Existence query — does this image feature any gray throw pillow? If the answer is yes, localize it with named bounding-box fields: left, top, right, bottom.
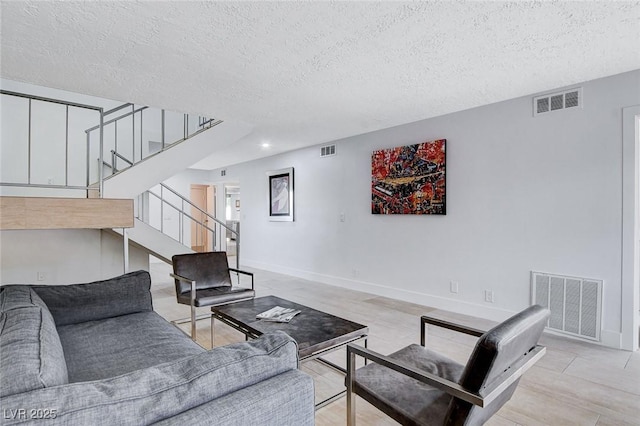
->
left=0, top=286, right=69, bottom=397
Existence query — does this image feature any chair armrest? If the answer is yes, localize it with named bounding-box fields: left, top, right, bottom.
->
left=347, top=344, right=484, bottom=407
left=170, top=273, right=197, bottom=306
left=346, top=343, right=546, bottom=408
left=170, top=273, right=195, bottom=284
left=420, top=315, right=486, bottom=346
left=228, top=268, right=254, bottom=290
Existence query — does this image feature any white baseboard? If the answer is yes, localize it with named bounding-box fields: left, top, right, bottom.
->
left=244, top=259, right=517, bottom=323
left=245, top=259, right=626, bottom=350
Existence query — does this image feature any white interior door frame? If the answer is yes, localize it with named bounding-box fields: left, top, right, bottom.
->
left=621, top=105, right=640, bottom=351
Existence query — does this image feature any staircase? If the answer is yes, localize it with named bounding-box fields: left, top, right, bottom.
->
left=0, top=89, right=250, bottom=268
left=90, top=104, right=252, bottom=199
left=110, top=219, right=190, bottom=264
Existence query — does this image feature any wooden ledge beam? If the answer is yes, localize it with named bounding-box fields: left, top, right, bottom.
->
left=0, top=196, right=133, bottom=230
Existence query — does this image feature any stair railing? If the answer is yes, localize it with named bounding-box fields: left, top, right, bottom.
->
left=85, top=105, right=222, bottom=186
left=110, top=150, right=134, bottom=173
left=138, top=183, right=240, bottom=269
left=1, top=90, right=224, bottom=200
left=0, top=90, right=104, bottom=197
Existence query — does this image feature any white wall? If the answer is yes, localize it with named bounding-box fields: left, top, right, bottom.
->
left=0, top=229, right=149, bottom=285
left=208, top=70, right=640, bottom=348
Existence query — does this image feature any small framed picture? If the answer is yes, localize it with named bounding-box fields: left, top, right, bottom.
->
left=267, top=167, right=294, bottom=221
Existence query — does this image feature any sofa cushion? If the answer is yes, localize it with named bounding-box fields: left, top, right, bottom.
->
left=32, top=270, right=153, bottom=326
left=0, top=287, right=69, bottom=397
left=57, top=311, right=205, bottom=382
left=0, top=331, right=300, bottom=425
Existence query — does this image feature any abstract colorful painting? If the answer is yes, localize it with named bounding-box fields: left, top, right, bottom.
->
left=371, top=139, right=446, bottom=215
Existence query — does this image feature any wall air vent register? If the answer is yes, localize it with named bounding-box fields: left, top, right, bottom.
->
left=320, top=144, right=336, bottom=157
left=533, top=88, right=582, bottom=116
left=531, top=271, right=602, bottom=341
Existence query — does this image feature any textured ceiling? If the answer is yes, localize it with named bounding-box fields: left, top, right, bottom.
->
left=1, top=1, right=639, bottom=170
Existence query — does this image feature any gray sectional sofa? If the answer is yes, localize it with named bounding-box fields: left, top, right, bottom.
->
left=0, top=271, right=315, bottom=425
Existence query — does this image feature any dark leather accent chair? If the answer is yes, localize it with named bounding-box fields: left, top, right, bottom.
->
left=171, top=251, right=255, bottom=343
left=346, top=305, right=549, bottom=425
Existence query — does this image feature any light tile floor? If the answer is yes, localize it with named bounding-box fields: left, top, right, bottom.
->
left=150, top=262, right=640, bottom=425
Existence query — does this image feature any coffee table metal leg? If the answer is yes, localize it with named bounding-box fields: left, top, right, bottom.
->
left=210, top=315, right=215, bottom=349
left=364, top=338, right=368, bottom=365
left=346, top=346, right=356, bottom=426
left=316, top=389, right=348, bottom=410
left=310, top=337, right=367, bottom=411
left=313, top=337, right=367, bottom=374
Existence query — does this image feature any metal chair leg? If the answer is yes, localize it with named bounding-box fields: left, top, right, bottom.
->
left=191, top=304, right=197, bottom=341
left=189, top=279, right=197, bottom=341
left=347, top=346, right=356, bottom=426
left=210, top=314, right=215, bottom=349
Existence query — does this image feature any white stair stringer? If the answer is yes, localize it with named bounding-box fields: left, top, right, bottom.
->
left=102, top=120, right=253, bottom=199
left=110, top=218, right=193, bottom=264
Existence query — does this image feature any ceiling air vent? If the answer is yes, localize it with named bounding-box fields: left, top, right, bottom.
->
left=533, top=87, right=582, bottom=117
left=320, top=144, right=336, bottom=157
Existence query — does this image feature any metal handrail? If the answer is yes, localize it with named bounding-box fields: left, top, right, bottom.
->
left=105, top=145, right=229, bottom=231
left=103, top=102, right=134, bottom=116
left=139, top=182, right=240, bottom=269
left=0, top=90, right=102, bottom=111
left=102, top=156, right=234, bottom=252
left=0, top=182, right=99, bottom=191
left=112, top=150, right=133, bottom=166
left=110, top=150, right=133, bottom=173
left=199, top=117, right=218, bottom=128
left=0, top=90, right=223, bottom=211
left=0, top=90, right=104, bottom=198
left=84, top=106, right=149, bottom=133
left=86, top=102, right=222, bottom=185
left=147, top=189, right=217, bottom=235
left=159, top=183, right=234, bottom=233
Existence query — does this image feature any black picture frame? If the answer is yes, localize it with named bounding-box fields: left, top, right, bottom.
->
left=267, top=167, right=294, bottom=221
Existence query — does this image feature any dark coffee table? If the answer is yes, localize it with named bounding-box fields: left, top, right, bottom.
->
left=211, top=295, right=368, bottom=408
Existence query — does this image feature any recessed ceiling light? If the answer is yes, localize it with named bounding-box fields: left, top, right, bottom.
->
left=261, top=142, right=271, bottom=148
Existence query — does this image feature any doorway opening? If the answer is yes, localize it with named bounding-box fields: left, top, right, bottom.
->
left=225, top=184, right=240, bottom=259
left=190, top=184, right=215, bottom=252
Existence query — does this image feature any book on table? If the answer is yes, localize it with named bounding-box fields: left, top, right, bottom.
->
left=256, top=306, right=301, bottom=323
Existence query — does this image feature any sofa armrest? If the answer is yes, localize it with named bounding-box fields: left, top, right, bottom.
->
left=32, top=271, right=153, bottom=326
left=0, top=331, right=300, bottom=425
left=153, top=370, right=315, bottom=426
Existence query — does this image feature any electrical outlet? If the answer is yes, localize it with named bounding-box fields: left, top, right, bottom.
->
left=37, top=272, right=46, bottom=281
left=484, top=290, right=494, bottom=303
left=450, top=281, right=459, bottom=294
left=339, top=212, right=346, bottom=222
